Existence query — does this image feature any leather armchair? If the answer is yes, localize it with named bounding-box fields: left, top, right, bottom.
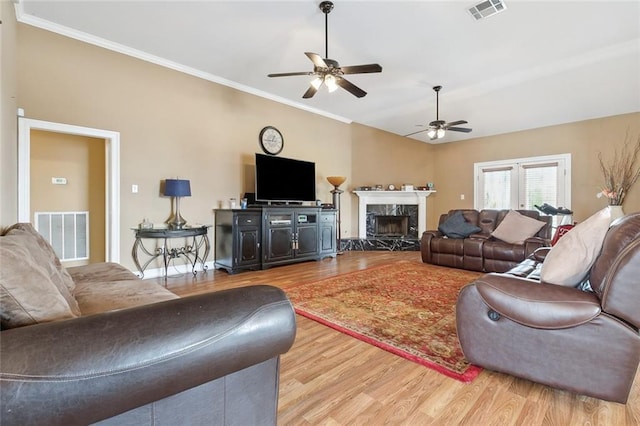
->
left=1, top=285, right=297, bottom=425
left=456, top=213, right=640, bottom=403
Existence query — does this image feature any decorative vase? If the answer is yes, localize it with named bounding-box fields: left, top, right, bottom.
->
left=608, top=205, right=624, bottom=225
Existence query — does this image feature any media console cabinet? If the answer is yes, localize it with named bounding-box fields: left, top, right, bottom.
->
left=214, top=206, right=337, bottom=274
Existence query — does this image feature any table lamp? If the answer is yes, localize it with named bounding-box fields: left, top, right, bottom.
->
left=164, top=179, right=191, bottom=229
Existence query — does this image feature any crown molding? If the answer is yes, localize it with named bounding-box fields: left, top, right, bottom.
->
left=14, top=5, right=353, bottom=125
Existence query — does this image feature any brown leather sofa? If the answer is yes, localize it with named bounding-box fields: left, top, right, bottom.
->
left=456, top=212, right=640, bottom=403
left=421, top=209, right=552, bottom=273
left=1, top=286, right=297, bottom=425
left=0, top=223, right=297, bottom=425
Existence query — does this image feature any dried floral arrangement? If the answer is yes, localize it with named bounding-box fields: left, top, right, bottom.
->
left=598, top=132, right=640, bottom=206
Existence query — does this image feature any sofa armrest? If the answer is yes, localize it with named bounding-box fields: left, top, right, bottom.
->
left=468, top=232, right=491, bottom=240
left=420, top=230, right=441, bottom=263
left=524, top=236, right=550, bottom=257
left=473, top=274, right=601, bottom=329
left=532, top=246, right=551, bottom=262
left=0, top=285, right=296, bottom=425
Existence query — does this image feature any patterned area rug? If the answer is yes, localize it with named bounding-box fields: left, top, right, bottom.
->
left=286, top=261, right=483, bottom=382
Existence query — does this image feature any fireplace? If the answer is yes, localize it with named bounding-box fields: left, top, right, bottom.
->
left=374, top=215, right=410, bottom=237
left=366, top=204, right=417, bottom=238
left=354, top=189, right=435, bottom=239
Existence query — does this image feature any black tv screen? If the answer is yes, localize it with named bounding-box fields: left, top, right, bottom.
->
left=255, top=153, right=316, bottom=203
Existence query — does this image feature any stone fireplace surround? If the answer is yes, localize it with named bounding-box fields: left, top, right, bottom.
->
left=342, top=190, right=435, bottom=251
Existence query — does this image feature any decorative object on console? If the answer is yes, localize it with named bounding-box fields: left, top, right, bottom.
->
left=401, top=184, right=414, bottom=191
left=164, top=178, right=191, bottom=229
left=327, top=176, right=346, bottom=253
left=139, top=218, right=153, bottom=229
left=258, top=126, right=284, bottom=155
left=597, top=132, right=639, bottom=208
left=267, top=1, right=382, bottom=99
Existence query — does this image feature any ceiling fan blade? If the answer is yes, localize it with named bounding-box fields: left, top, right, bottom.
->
left=302, top=84, right=319, bottom=99
left=268, top=71, right=313, bottom=77
left=336, top=77, right=367, bottom=98
left=340, top=64, right=383, bottom=74
left=403, top=128, right=430, bottom=137
left=443, top=120, right=468, bottom=128
left=305, top=52, right=328, bottom=68
left=447, top=127, right=473, bottom=133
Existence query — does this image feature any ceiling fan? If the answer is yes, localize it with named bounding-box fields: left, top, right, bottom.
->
left=405, top=86, right=472, bottom=140
left=267, top=1, right=382, bottom=99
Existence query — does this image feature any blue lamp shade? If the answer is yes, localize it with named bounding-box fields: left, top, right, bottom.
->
left=164, top=179, right=191, bottom=197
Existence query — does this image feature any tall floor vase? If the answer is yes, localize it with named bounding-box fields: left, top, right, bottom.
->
left=608, top=205, right=624, bottom=225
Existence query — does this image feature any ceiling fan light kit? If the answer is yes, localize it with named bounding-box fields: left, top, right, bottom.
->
left=404, top=85, right=472, bottom=141
left=267, top=1, right=382, bottom=99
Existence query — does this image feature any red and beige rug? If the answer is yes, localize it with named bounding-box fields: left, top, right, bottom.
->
left=286, top=261, right=483, bottom=382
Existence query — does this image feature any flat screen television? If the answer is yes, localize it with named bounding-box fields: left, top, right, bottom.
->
left=255, top=153, right=316, bottom=203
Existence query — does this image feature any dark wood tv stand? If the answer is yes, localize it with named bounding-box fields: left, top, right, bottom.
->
left=214, top=206, right=337, bottom=274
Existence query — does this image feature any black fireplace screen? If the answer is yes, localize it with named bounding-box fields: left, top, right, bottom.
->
left=374, top=215, right=409, bottom=237
left=366, top=204, right=418, bottom=239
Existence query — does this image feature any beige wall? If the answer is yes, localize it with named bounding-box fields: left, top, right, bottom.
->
left=432, top=113, right=640, bottom=223
left=1, top=1, right=18, bottom=226
left=15, top=24, right=430, bottom=268
left=349, top=122, right=437, bottom=233
left=4, top=22, right=639, bottom=269
left=31, top=130, right=106, bottom=263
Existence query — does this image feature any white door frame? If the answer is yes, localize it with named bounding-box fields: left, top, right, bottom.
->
left=18, top=117, right=120, bottom=262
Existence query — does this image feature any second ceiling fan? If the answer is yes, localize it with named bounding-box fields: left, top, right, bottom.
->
left=405, top=86, right=472, bottom=140
left=267, top=1, right=382, bottom=98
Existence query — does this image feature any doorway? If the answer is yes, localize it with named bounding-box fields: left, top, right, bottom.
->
left=18, top=117, right=121, bottom=263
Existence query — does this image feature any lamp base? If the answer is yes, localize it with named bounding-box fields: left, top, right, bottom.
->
left=168, top=216, right=187, bottom=229
left=168, top=196, right=187, bottom=229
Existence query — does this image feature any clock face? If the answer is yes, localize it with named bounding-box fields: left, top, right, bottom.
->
left=259, top=126, right=284, bottom=155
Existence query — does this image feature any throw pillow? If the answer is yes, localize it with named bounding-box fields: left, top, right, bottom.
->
left=491, top=210, right=546, bottom=244
left=540, top=207, right=611, bottom=287
left=438, top=211, right=482, bottom=239
left=4, top=225, right=81, bottom=315
left=0, top=234, right=78, bottom=328
left=4, top=223, right=77, bottom=294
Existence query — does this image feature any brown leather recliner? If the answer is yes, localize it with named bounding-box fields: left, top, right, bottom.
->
left=421, top=209, right=552, bottom=273
left=456, top=212, right=640, bottom=403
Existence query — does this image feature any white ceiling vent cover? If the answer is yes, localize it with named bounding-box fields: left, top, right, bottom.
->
left=468, top=0, right=507, bottom=21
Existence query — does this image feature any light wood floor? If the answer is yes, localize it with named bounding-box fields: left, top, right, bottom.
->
left=164, top=251, right=639, bottom=425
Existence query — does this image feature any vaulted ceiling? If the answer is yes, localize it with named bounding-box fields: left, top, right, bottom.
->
left=16, top=0, right=640, bottom=143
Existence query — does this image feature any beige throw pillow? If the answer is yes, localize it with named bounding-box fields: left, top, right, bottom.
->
left=491, top=210, right=546, bottom=244
left=1, top=234, right=78, bottom=328
left=540, top=207, right=611, bottom=287
left=4, top=225, right=81, bottom=315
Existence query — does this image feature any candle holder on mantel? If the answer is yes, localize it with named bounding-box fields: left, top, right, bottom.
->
left=327, top=176, right=346, bottom=253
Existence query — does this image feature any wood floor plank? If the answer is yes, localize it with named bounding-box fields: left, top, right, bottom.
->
left=164, top=251, right=640, bottom=425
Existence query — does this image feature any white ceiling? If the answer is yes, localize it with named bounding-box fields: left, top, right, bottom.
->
left=16, top=0, right=640, bottom=143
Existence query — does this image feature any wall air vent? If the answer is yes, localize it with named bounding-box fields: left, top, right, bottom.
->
left=468, top=0, right=507, bottom=21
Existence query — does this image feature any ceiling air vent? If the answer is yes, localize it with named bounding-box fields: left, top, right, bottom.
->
left=468, top=0, right=507, bottom=21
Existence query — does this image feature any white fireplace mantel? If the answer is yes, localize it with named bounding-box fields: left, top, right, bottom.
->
left=353, top=190, right=436, bottom=239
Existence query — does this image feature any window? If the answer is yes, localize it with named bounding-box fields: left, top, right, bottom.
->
left=475, top=154, right=571, bottom=213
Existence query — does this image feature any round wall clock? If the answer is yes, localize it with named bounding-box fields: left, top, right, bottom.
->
left=259, top=126, right=284, bottom=155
